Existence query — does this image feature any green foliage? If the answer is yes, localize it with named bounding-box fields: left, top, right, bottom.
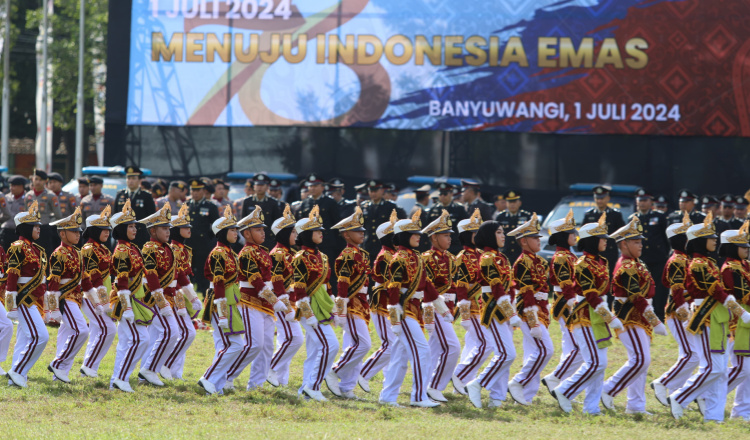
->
left=25, top=0, right=108, bottom=132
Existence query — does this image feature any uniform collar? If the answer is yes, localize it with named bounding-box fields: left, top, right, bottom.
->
left=430, top=246, right=445, bottom=255
left=555, top=246, right=571, bottom=253
left=482, top=246, right=497, bottom=253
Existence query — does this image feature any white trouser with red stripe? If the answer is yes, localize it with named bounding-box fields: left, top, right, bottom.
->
left=81, top=298, right=117, bottom=373
left=656, top=317, right=699, bottom=392
left=270, top=311, right=304, bottom=386
left=9, top=304, right=49, bottom=381
left=472, top=319, right=516, bottom=401
left=247, top=310, right=277, bottom=389
left=51, top=300, right=90, bottom=376
left=427, top=313, right=460, bottom=391
left=550, top=316, right=583, bottom=381
left=726, top=340, right=750, bottom=419
left=454, top=316, right=492, bottom=385
left=602, top=325, right=651, bottom=412
left=139, top=306, right=179, bottom=374
left=298, top=321, right=339, bottom=394
left=110, top=319, right=149, bottom=386
left=162, top=310, right=197, bottom=379
left=379, top=316, right=431, bottom=403
left=360, top=312, right=396, bottom=382
left=0, top=302, right=14, bottom=364
left=202, top=311, right=244, bottom=392
left=513, top=321, right=554, bottom=402
left=225, top=306, right=271, bottom=387
left=333, top=315, right=372, bottom=393
left=555, top=325, right=608, bottom=414
left=669, top=325, right=729, bottom=422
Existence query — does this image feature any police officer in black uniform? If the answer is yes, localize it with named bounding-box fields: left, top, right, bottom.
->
left=185, top=178, right=220, bottom=295
left=715, top=194, right=736, bottom=234
left=582, top=185, right=625, bottom=276
left=700, top=195, right=720, bottom=218
left=327, top=178, right=356, bottom=219
left=653, top=195, right=668, bottom=214
left=241, top=173, right=282, bottom=249
left=425, top=182, right=469, bottom=256
left=114, top=166, right=156, bottom=247
left=298, top=174, right=341, bottom=260
left=666, top=189, right=706, bottom=226
left=495, top=189, right=533, bottom=264
left=630, top=188, right=669, bottom=320
left=731, top=196, right=748, bottom=229
left=291, top=180, right=309, bottom=218
left=461, top=179, right=494, bottom=222
left=361, top=179, right=405, bottom=258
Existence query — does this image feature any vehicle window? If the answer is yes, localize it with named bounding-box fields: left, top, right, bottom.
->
left=541, top=199, right=634, bottom=228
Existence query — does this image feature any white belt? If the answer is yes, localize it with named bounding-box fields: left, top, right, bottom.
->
left=481, top=286, right=491, bottom=293
left=358, top=286, right=367, bottom=294
left=553, top=286, right=562, bottom=293
left=693, top=298, right=704, bottom=306
left=373, top=282, right=382, bottom=289
left=239, top=281, right=252, bottom=288
left=616, top=297, right=627, bottom=303
left=209, top=282, right=214, bottom=288
left=400, top=288, right=424, bottom=300
left=168, top=280, right=177, bottom=288
left=534, top=292, right=547, bottom=301
left=443, top=293, right=456, bottom=302
left=19, top=276, right=32, bottom=283
left=576, top=295, right=585, bottom=302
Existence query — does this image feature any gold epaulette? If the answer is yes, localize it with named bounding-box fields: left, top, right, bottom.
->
left=142, top=241, right=159, bottom=255
left=619, top=260, right=638, bottom=276
left=725, top=260, right=743, bottom=271
left=81, top=245, right=94, bottom=258
left=212, top=247, right=228, bottom=260
left=113, top=247, right=129, bottom=261
left=691, top=258, right=709, bottom=270
left=552, top=253, right=569, bottom=266
left=480, top=254, right=495, bottom=267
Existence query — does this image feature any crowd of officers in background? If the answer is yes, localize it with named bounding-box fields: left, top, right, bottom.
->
left=2, top=168, right=749, bottom=321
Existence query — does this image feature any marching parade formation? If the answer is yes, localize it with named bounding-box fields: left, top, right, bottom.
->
left=2, top=167, right=750, bottom=423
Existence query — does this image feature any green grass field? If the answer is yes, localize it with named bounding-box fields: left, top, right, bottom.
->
left=1, top=319, right=749, bottom=439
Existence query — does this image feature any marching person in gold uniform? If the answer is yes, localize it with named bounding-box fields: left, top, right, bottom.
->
left=293, top=206, right=339, bottom=402
left=79, top=206, right=116, bottom=378
left=47, top=207, right=88, bottom=384
left=109, top=200, right=154, bottom=393
left=198, top=205, right=244, bottom=395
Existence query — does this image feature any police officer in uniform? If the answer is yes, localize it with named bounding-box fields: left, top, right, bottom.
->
left=581, top=185, right=625, bottom=276
left=232, top=179, right=253, bottom=218
left=461, top=179, right=494, bottom=222
left=184, top=178, right=219, bottom=295
left=290, top=180, right=309, bottom=218
left=495, top=189, right=533, bottom=264
left=76, top=177, right=89, bottom=205
left=114, top=166, right=156, bottom=247
left=241, top=173, right=282, bottom=249
left=297, top=174, right=340, bottom=260
left=732, top=196, right=748, bottom=228
left=361, top=179, right=404, bottom=258
left=653, top=195, right=668, bottom=214
left=411, top=185, right=431, bottom=219
left=25, top=169, right=62, bottom=257
left=700, top=195, right=719, bottom=218
left=268, top=178, right=284, bottom=203
left=47, top=172, right=78, bottom=217
left=156, top=180, right=186, bottom=214
left=211, top=178, right=232, bottom=211
left=328, top=178, right=356, bottom=219
left=666, top=189, right=705, bottom=226
left=630, top=188, right=669, bottom=320
left=1, top=175, right=26, bottom=249
left=80, top=176, right=115, bottom=221
left=425, top=182, right=468, bottom=256
left=715, top=194, right=736, bottom=234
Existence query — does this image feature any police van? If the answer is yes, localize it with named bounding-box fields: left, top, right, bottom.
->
left=62, top=166, right=153, bottom=198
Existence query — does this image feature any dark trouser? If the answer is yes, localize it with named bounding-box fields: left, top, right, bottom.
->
left=0, top=228, right=17, bottom=250
left=645, top=260, right=668, bottom=321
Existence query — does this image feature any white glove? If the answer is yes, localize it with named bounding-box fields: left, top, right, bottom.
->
left=191, top=298, right=203, bottom=312
left=529, top=325, right=544, bottom=339
left=741, top=310, right=750, bottom=324
left=273, top=300, right=288, bottom=313
left=214, top=298, right=229, bottom=329
left=609, top=317, right=624, bottom=330
left=177, top=307, right=189, bottom=317
left=159, top=305, right=174, bottom=317
left=284, top=310, right=296, bottom=322
left=122, top=308, right=135, bottom=323
left=460, top=319, right=472, bottom=330
left=509, top=314, right=522, bottom=329
left=95, top=304, right=106, bottom=316
left=85, top=288, right=101, bottom=308
left=566, top=298, right=577, bottom=309
left=424, top=322, right=435, bottom=333
left=653, top=323, right=668, bottom=336
left=334, top=315, right=347, bottom=327
left=305, top=316, right=318, bottom=327
left=5, top=291, right=18, bottom=320
left=392, top=323, right=402, bottom=335
left=47, top=310, right=62, bottom=322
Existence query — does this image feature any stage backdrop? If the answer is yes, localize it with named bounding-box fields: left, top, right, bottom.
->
left=127, top=0, right=750, bottom=136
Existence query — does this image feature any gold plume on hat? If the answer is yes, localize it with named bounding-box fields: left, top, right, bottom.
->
left=470, top=208, right=482, bottom=223
left=682, top=211, right=691, bottom=226
left=100, top=205, right=112, bottom=220
left=122, top=199, right=133, bottom=216
left=704, top=211, right=713, bottom=227
left=598, top=212, right=606, bottom=227
left=283, top=204, right=292, bottom=219
left=390, top=209, right=398, bottom=226
left=411, top=207, right=422, bottom=226
left=309, top=205, right=320, bottom=222
left=177, top=203, right=189, bottom=219
left=564, top=209, right=574, bottom=225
